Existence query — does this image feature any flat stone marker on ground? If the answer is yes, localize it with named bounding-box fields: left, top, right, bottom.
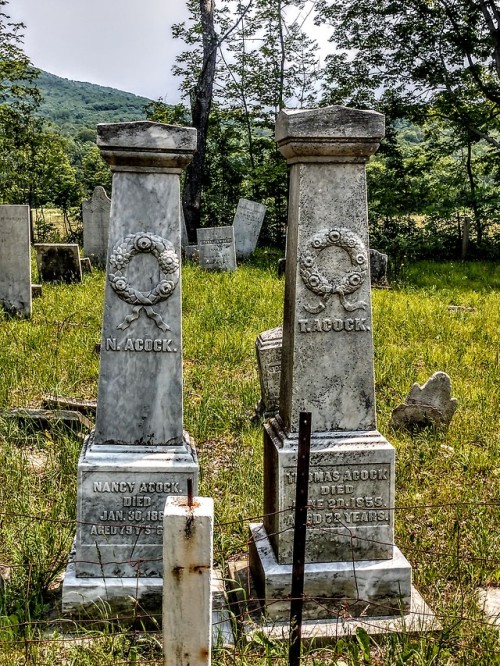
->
left=232, top=198, right=266, bottom=259
left=255, top=326, right=283, bottom=419
left=35, top=243, right=82, bottom=283
left=0, top=205, right=31, bottom=317
left=62, top=121, right=198, bottom=616
left=197, top=227, right=236, bottom=271
left=82, top=186, right=111, bottom=267
left=390, top=371, right=458, bottom=432
left=248, top=106, right=419, bottom=628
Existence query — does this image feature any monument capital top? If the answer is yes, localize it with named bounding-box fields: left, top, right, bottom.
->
left=275, top=106, right=385, bottom=163
left=97, top=121, right=197, bottom=172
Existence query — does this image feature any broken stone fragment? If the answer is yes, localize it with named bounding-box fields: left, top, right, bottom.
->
left=390, top=371, right=458, bottom=432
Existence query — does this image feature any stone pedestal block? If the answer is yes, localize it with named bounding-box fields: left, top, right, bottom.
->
left=249, top=523, right=411, bottom=621
left=163, top=497, right=213, bottom=666
left=74, top=434, right=198, bottom=578
left=263, top=417, right=394, bottom=564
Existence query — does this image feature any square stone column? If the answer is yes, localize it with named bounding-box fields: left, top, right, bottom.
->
left=250, top=107, right=412, bottom=621
left=63, top=122, right=199, bottom=615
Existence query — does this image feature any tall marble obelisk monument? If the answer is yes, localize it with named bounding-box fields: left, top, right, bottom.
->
left=63, top=122, right=198, bottom=613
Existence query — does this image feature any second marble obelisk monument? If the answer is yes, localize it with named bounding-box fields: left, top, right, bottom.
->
left=250, top=107, right=412, bottom=621
left=63, top=122, right=198, bottom=612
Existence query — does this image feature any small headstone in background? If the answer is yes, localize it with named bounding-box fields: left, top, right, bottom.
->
left=183, top=245, right=199, bottom=261
left=390, top=371, right=458, bottom=432
left=369, top=248, right=388, bottom=285
left=80, top=257, right=92, bottom=273
left=35, top=243, right=82, bottom=283
left=82, top=186, right=111, bottom=267
left=232, top=198, right=266, bottom=259
left=255, top=326, right=282, bottom=419
left=277, top=257, right=286, bottom=278
left=197, top=227, right=236, bottom=271
left=31, top=284, right=43, bottom=298
left=0, top=205, right=32, bottom=317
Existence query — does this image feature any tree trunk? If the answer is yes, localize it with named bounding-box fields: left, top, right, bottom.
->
left=182, top=0, right=217, bottom=243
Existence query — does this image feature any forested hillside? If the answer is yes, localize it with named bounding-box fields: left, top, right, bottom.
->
left=36, top=70, right=151, bottom=138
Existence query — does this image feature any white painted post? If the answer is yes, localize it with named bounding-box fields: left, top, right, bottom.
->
left=163, top=496, right=213, bottom=666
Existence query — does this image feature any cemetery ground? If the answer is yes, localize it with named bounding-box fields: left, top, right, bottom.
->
left=0, top=251, right=498, bottom=665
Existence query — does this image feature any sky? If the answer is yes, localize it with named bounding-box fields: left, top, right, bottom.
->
left=7, top=0, right=191, bottom=102
left=7, top=0, right=332, bottom=104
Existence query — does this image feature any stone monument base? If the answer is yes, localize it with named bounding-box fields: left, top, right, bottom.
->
left=63, top=552, right=236, bottom=646
left=62, top=546, right=163, bottom=616
left=248, top=523, right=412, bottom=621
left=62, top=431, right=199, bottom=613
left=229, top=558, right=438, bottom=641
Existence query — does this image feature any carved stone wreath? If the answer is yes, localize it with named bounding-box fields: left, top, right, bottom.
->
left=299, top=228, right=368, bottom=314
left=109, top=232, right=179, bottom=331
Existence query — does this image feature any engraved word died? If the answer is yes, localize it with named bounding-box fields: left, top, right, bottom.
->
left=299, top=227, right=368, bottom=314
left=108, top=231, right=180, bottom=332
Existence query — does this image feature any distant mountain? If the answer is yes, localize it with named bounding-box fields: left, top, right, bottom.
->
left=36, top=70, right=153, bottom=138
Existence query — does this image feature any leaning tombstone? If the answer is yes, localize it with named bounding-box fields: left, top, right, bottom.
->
left=370, top=248, right=388, bottom=286
left=0, top=205, right=32, bottom=317
left=232, top=198, right=266, bottom=259
left=390, top=371, right=458, bottom=432
left=62, top=121, right=199, bottom=616
left=241, top=106, right=435, bottom=636
left=255, top=326, right=283, bottom=419
left=82, top=186, right=111, bottom=267
left=197, top=227, right=236, bottom=272
left=35, top=243, right=82, bottom=283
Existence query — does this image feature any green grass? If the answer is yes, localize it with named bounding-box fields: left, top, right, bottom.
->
left=0, top=252, right=499, bottom=664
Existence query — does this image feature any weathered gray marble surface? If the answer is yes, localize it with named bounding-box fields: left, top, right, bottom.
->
left=0, top=205, right=31, bottom=317
left=250, top=107, right=416, bottom=626
left=82, top=186, right=111, bottom=267
left=35, top=243, right=82, bottom=283
left=233, top=198, right=266, bottom=259
left=197, top=226, right=236, bottom=271
left=255, top=326, right=283, bottom=418
left=277, top=106, right=384, bottom=435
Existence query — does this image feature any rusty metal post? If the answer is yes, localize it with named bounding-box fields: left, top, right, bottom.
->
left=289, top=411, right=312, bottom=666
